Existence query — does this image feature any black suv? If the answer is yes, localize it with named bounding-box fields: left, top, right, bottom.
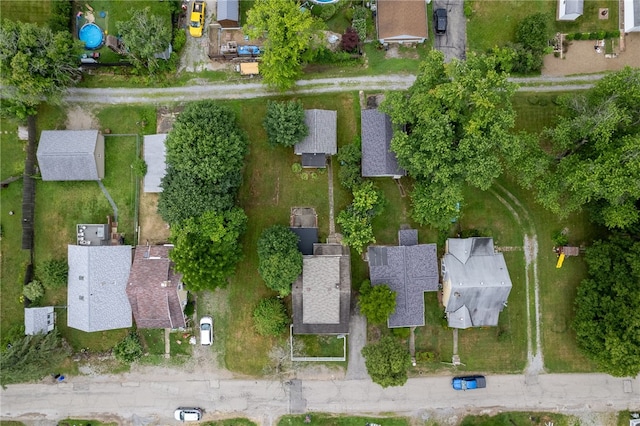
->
left=434, top=8, right=447, bottom=35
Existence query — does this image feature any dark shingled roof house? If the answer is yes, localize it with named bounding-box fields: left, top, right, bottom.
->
left=37, top=130, right=105, bottom=181
left=294, top=109, right=337, bottom=168
left=67, top=245, right=133, bottom=332
left=361, top=109, right=406, bottom=178
left=441, top=237, right=513, bottom=329
left=292, top=243, right=351, bottom=334
left=367, top=229, right=438, bottom=328
left=377, top=0, right=428, bottom=44
left=126, top=245, right=187, bottom=329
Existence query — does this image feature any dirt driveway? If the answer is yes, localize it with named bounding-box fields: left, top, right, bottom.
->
left=543, top=32, right=640, bottom=76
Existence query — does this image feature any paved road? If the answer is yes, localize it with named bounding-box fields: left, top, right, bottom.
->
left=432, top=0, right=466, bottom=62
left=1, top=372, right=638, bottom=425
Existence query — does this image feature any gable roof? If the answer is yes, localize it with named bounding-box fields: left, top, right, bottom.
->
left=624, top=0, right=640, bottom=31
left=293, top=243, right=351, bottom=334
left=126, top=245, right=186, bottom=329
left=377, top=0, right=428, bottom=43
left=557, top=0, right=583, bottom=20
left=361, top=109, right=406, bottom=177
left=37, top=130, right=104, bottom=181
left=441, top=237, right=513, bottom=329
left=294, top=110, right=338, bottom=156
left=143, top=134, right=167, bottom=193
left=368, top=230, right=438, bottom=328
left=24, top=307, right=55, bottom=335
left=217, top=0, right=239, bottom=22
left=67, top=245, right=132, bottom=332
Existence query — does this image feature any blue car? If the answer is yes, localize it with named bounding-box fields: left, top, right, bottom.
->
left=452, top=375, right=486, bottom=390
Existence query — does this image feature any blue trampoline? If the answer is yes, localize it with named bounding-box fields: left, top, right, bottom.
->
left=79, top=23, right=104, bottom=50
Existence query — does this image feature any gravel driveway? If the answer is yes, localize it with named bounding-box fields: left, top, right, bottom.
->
left=432, top=0, right=466, bottom=62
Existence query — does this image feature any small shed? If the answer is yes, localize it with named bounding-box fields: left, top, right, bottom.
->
left=557, top=0, right=584, bottom=20
left=217, top=0, right=239, bottom=28
left=24, top=307, right=56, bottom=335
left=37, top=130, right=104, bottom=181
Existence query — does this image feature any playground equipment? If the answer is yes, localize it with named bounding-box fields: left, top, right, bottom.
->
left=555, top=246, right=580, bottom=268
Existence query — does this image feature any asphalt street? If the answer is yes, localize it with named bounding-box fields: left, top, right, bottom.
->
left=1, top=372, right=638, bottom=425
left=432, top=0, right=466, bottom=62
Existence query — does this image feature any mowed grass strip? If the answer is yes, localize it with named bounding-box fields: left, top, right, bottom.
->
left=221, top=94, right=357, bottom=375
left=0, top=0, right=51, bottom=24
left=278, top=414, right=411, bottom=426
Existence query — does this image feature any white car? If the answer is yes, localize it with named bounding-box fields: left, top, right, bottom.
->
left=199, top=316, right=213, bottom=346
left=174, top=407, right=202, bottom=422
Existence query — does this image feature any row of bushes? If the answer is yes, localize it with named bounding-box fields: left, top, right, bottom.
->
left=565, top=30, right=620, bottom=41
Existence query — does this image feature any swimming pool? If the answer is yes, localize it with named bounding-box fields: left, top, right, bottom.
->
left=79, top=23, right=104, bottom=50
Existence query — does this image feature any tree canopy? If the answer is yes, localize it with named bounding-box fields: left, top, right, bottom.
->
left=337, top=181, right=385, bottom=254
left=358, top=280, right=396, bottom=325
left=257, top=225, right=303, bottom=297
left=263, top=100, right=308, bottom=147
left=244, top=0, right=317, bottom=90
left=116, top=7, right=172, bottom=73
left=361, top=336, right=412, bottom=388
left=380, top=50, right=516, bottom=229
left=573, top=234, right=640, bottom=377
left=0, top=19, right=79, bottom=118
left=170, top=208, right=247, bottom=291
left=509, top=67, right=640, bottom=229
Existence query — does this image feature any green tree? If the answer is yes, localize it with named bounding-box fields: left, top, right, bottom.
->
left=358, top=280, right=396, bottom=325
left=337, top=139, right=363, bottom=190
left=0, top=19, right=79, bottom=118
left=113, top=332, right=144, bottom=363
left=0, top=331, right=71, bottom=387
left=573, top=234, right=640, bottom=377
left=253, top=298, right=289, bottom=336
left=37, top=259, right=68, bottom=289
left=511, top=68, right=640, bottom=229
left=263, top=100, right=308, bottom=147
left=380, top=50, right=516, bottom=229
left=337, top=181, right=385, bottom=254
left=257, top=225, right=303, bottom=297
left=516, top=13, right=550, bottom=54
left=244, top=0, right=318, bottom=90
left=23, top=280, right=45, bottom=302
left=170, top=208, right=247, bottom=291
left=361, top=336, right=412, bottom=388
left=116, top=7, right=172, bottom=73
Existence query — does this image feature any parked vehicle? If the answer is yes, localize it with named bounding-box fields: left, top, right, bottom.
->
left=452, top=375, right=486, bottom=390
left=189, top=0, right=206, bottom=38
left=174, top=407, right=203, bottom=422
left=200, top=316, right=213, bottom=346
left=433, top=8, right=447, bottom=35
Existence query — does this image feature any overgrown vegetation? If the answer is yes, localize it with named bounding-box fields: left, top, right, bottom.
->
left=257, top=225, right=303, bottom=297
left=252, top=297, right=289, bottom=336
left=113, top=332, right=144, bottom=363
left=337, top=181, right=385, bottom=253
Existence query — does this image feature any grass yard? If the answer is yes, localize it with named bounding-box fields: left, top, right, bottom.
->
left=460, top=412, right=579, bottom=426
left=467, top=0, right=618, bottom=53
left=140, top=328, right=165, bottom=355
left=278, top=414, right=411, bottom=426
left=0, top=0, right=51, bottom=24
left=220, top=94, right=357, bottom=375
left=58, top=420, right=118, bottom=426
left=293, top=334, right=347, bottom=359
left=204, top=419, right=258, bottom=426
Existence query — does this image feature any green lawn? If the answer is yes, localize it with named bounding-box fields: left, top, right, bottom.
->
left=467, top=0, right=618, bottom=53
left=204, top=419, right=258, bottom=426
left=293, top=334, right=347, bottom=359
left=460, top=412, right=579, bottom=426
left=278, top=414, right=411, bottom=426
left=0, top=0, right=51, bottom=24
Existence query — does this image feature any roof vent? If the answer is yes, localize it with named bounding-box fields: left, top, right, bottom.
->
left=79, top=295, right=84, bottom=301
left=79, top=275, right=84, bottom=280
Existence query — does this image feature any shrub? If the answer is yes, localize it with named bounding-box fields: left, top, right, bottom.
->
left=606, top=30, right=620, bottom=38
left=573, top=32, right=583, bottom=40
left=23, top=280, right=45, bottom=302
left=319, top=3, right=337, bottom=20
left=183, top=300, right=195, bottom=317
left=48, top=0, right=73, bottom=33
left=589, top=32, right=598, bottom=40
left=337, top=139, right=362, bottom=190
left=552, top=230, right=569, bottom=247
left=292, top=162, right=303, bottom=173
left=173, top=28, right=187, bottom=52
left=464, top=1, right=473, bottom=18
left=358, top=280, right=396, bottom=325
left=113, top=332, right=144, bottom=363
left=352, top=6, right=369, bottom=41
left=516, top=13, right=550, bottom=53
left=131, top=158, right=147, bottom=177
left=345, top=7, right=355, bottom=21
left=257, top=225, right=303, bottom=297
left=596, top=30, right=606, bottom=39
left=564, top=33, right=574, bottom=41
left=253, top=298, right=289, bottom=336
left=38, top=259, right=68, bottom=289
left=391, top=327, right=411, bottom=338
left=342, top=27, right=360, bottom=53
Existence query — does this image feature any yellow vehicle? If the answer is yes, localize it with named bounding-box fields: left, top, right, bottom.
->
left=189, top=0, right=205, bottom=38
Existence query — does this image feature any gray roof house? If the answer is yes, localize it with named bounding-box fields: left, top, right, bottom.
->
left=37, top=130, right=105, bottom=181
left=624, top=0, right=640, bottom=32
left=441, top=237, right=513, bottom=329
left=557, top=0, right=583, bottom=20
left=143, top=134, right=167, bottom=193
left=367, top=229, right=439, bottom=328
left=217, top=0, right=239, bottom=28
left=67, top=245, right=133, bottom=332
left=292, top=243, right=351, bottom=334
left=24, top=307, right=55, bottom=335
left=361, top=109, right=406, bottom=178
left=294, top=109, right=338, bottom=168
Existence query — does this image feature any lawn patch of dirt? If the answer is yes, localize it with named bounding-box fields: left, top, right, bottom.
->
left=138, top=191, right=170, bottom=244
left=66, top=105, right=99, bottom=130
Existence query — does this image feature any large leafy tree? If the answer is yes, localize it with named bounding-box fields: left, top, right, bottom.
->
left=361, top=336, right=412, bottom=388
left=573, top=234, right=640, bottom=377
left=257, top=225, right=303, bottom=297
left=244, top=0, right=317, bottom=90
left=0, top=19, right=79, bottom=118
left=509, top=68, right=640, bottom=229
left=381, top=50, right=517, bottom=230
left=358, top=280, right=396, bottom=325
left=170, top=208, right=247, bottom=291
left=337, top=181, right=385, bottom=254
left=116, top=7, right=172, bottom=73
left=263, top=100, right=308, bottom=147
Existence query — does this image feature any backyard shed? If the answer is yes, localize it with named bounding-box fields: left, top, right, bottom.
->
left=557, top=0, right=584, bottom=20
left=37, top=130, right=104, bottom=181
left=67, top=245, right=133, bottom=332
left=24, top=307, right=55, bottom=335
left=217, top=0, right=239, bottom=28
left=143, top=134, right=168, bottom=193
left=294, top=109, right=337, bottom=168
left=361, top=109, right=406, bottom=178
